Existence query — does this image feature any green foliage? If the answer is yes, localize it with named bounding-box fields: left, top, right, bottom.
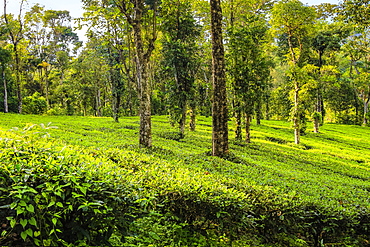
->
left=227, top=16, right=271, bottom=114
left=160, top=0, right=201, bottom=130
left=22, top=93, right=48, bottom=115
left=311, top=111, right=322, bottom=123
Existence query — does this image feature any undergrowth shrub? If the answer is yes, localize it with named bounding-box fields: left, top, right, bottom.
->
left=22, top=93, right=47, bottom=115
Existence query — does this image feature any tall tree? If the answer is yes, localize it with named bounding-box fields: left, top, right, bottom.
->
left=0, top=47, right=11, bottom=112
left=271, top=0, right=315, bottom=144
left=341, top=0, right=370, bottom=125
left=114, top=0, right=158, bottom=147
left=227, top=17, right=271, bottom=143
left=161, top=0, right=200, bottom=137
left=210, top=0, right=228, bottom=156
left=3, top=0, right=26, bottom=113
left=342, top=29, right=370, bottom=125
left=82, top=0, right=133, bottom=122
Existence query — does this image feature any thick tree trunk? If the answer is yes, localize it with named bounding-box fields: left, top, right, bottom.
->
left=131, top=1, right=154, bottom=148
left=138, top=62, right=152, bottom=147
left=245, top=114, right=251, bottom=143
left=2, top=68, right=8, bottom=113
left=210, top=0, right=228, bottom=156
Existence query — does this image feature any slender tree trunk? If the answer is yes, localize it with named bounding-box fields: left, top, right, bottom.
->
left=265, top=97, right=270, bottom=120
left=210, top=0, right=228, bottom=156
left=363, top=95, right=370, bottom=126
left=45, top=69, right=50, bottom=110
left=14, top=47, right=22, bottom=113
left=3, top=68, right=8, bottom=113
left=112, top=76, right=120, bottom=122
left=256, top=97, right=262, bottom=125
left=189, top=103, right=196, bottom=131
left=245, top=113, right=251, bottom=143
left=313, top=118, right=319, bottom=133
left=179, top=101, right=187, bottom=137
left=288, top=32, right=300, bottom=144
left=294, top=82, right=300, bottom=144
left=96, top=89, right=102, bottom=117
left=234, top=104, right=242, bottom=141
left=4, top=0, right=24, bottom=113
left=113, top=93, right=121, bottom=122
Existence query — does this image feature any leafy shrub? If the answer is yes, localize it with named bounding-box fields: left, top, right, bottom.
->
left=158, top=131, right=184, bottom=141
left=22, top=93, right=47, bottom=115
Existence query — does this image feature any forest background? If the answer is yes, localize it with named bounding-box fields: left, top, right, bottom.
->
left=1, top=0, right=370, bottom=148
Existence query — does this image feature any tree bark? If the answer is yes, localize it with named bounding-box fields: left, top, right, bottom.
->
left=234, top=104, right=242, bottom=141
left=14, top=44, right=22, bottom=114
left=44, top=68, right=50, bottom=110
left=265, top=97, right=270, bottom=120
left=210, top=0, right=229, bottom=156
left=96, top=89, right=102, bottom=117
left=256, top=97, right=262, bottom=125
left=116, top=0, right=156, bottom=147
left=137, top=61, right=152, bottom=147
left=189, top=103, right=196, bottom=131
left=363, top=92, right=370, bottom=126
left=245, top=114, right=251, bottom=143
left=294, top=83, right=300, bottom=144
left=179, top=101, right=187, bottom=137
left=313, top=118, right=319, bottom=133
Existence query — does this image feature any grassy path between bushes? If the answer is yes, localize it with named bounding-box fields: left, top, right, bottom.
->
left=0, top=113, right=369, bottom=246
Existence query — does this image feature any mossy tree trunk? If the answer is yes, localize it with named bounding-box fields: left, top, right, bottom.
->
left=116, top=0, right=157, bottom=147
left=210, top=0, right=229, bottom=156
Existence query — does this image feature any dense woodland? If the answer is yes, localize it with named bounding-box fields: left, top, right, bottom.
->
left=1, top=0, right=369, bottom=150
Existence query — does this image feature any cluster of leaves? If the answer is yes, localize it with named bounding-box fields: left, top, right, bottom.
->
left=0, top=115, right=369, bottom=246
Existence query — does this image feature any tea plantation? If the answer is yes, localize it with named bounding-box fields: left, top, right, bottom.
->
left=0, top=114, right=369, bottom=246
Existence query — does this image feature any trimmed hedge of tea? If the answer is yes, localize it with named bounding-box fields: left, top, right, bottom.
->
left=0, top=115, right=369, bottom=246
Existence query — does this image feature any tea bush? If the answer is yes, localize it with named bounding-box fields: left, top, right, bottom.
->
left=0, top=114, right=369, bottom=246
